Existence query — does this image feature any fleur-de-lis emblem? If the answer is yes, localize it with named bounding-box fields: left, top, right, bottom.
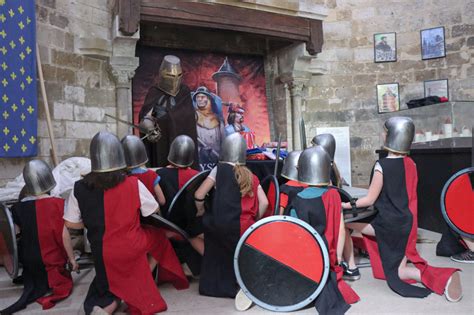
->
left=0, top=29, right=6, bottom=38
left=26, top=76, right=32, bottom=84
left=20, top=82, right=25, bottom=90
left=19, top=66, right=25, bottom=75
left=26, top=46, right=31, bottom=54
left=1, top=78, right=7, bottom=87
left=21, top=128, right=26, bottom=136
left=2, top=126, right=9, bottom=135
left=21, top=144, right=27, bottom=152
left=11, top=103, right=17, bottom=112
left=10, top=72, right=16, bottom=80
left=3, top=143, right=10, bottom=152
left=8, top=9, right=14, bottom=18
left=1, top=62, right=7, bottom=70
left=18, top=21, right=24, bottom=30
left=2, top=110, right=9, bottom=119
left=19, top=52, right=25, bottom=60
left=20, top=97, right=25, bottom=105
left=29, top=136, right=36, bottom=144
left=12, top=135, right=18, bottom=143
left=19, top=36, right=25, bottom=44
left=9, top=40, right=15, bottom=49
left=0, top=46, right=7, bottom=54
left=18, top=6, right=24, bottom=14
left=2, top=94, right=8, bottom=103
left=27, top=106, right=34, bottom=114
left=20, top=113, right=25, bottom=121
left=0, top=14, right=6, bottom=23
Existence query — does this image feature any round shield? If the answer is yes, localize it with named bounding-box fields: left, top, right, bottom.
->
left=167, top=170, right=211, bottom=221
left=440, top=167, right=474, bottom=238
left=0, top=203, right=18, bottom=279
left=260, top=175, right=280, bottom=217
left=142, top=214, right=190, bottom=240
left=234, top=216, right=329, bottom=312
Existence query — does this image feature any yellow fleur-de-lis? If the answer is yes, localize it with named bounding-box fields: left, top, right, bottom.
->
left=19, top=66, right=25, bottom=75
left=11, top=103, right=17, bottom=112
left=27, top=106, right=34, bottom=114
left=1, top=78, right=7, bottom=87
left=20, top=97, right=25, bottom=105
left=3, top=143, right=10, bottom=152
left=2, top=126, right=9, bottom=135
left=1, top=62, right=7, bottom=70
left=0, top=14, right=6, bottom=23
left=29, top=136, right=36, bottom=144
left=26, top=76, right=32, bottom=84
left=21, top=144, right=27, bottom=152
left=18, top=6, right=24, bottom=14
left=21, top=128, right=26, bottom=136
left=20, top=113, right=25, bottom=121
left=19, top=52, right=25, bottom=60
left=10, top=72, right=16, bottom=80
left=18, top=21, right=24, bottom=30
left=12, top=135, right=18, bottom=143
left=8, top=9, right=14, bottom=18
left=9, top=40, right=15, bottom=49
left=19, top=36, right=25, bottom=44
left=0, top=29, right=6, bottom=38
left=2, top=94, right=8, bottom=103
left=20, top=82, right=25, bottom=90
left=26, top=46, right=31, bottom=54
left=2, top=110, right=9, bottom=119
left=0, top=46, right=7, bottom=54
left=0, top=0, right=4, bottom=6
left=26, top=17, right=31, bottom=24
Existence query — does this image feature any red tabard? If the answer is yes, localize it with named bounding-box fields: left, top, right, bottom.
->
left=239, top=175, right=260, bottom=236
left=130, top=169, right=159, bottom=196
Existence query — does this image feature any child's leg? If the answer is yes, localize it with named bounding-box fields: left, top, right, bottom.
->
left=397, top=256, right=421, bottom=282
left=190, top=234, right=204, bottom=256
left=344, top=223, right=375, bottom=269
left=336, top=219, right=345, bottom=264
left=148, top=253, right=157, bottom=271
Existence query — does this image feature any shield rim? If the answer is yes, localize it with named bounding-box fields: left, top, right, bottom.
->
left=167, top=170, right=210, bottom=219
left=0, top=203, right=18, bottom=279
left=440, top=167, right=474, bottom=239
left=260, top=175, right=280, bottom=216
left=234, top=215, right=330, bottom=312
left=149, top=213, right=190, bottom=240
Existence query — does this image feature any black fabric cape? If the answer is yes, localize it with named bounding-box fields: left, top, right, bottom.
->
left=139, top=85, right=199, bottom=169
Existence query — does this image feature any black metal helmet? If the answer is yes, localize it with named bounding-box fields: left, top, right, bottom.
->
left=23, top=160, right=56, bottom=196
left=168, top=135, right=195, bottom=167
left=90, top=131, right=127, bottom=172
left=121, top=135, right=148, bottom=169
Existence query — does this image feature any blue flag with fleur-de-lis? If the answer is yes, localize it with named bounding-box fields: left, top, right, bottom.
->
left=0, top=0, right=37, bottom=157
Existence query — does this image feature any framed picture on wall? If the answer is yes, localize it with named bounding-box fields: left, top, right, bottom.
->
left=421, top=26, right=446, bottom=60
left=374, top=32, right=397, bottom=62
left=424, top=79, right=449, bottom=100
left=377, top=83, right=400, bottom=113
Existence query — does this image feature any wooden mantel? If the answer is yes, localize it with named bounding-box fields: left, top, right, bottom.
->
left=117, top=0, right=323, bottom=55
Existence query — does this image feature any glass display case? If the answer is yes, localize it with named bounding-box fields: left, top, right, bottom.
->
left=377, top=101, right=473, bottom=149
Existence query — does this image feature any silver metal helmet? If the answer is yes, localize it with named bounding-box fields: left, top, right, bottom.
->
left=23, top=160, right=56, bottom=196
left=121, top=135, right=148, bottom=169
left=281, top=150, right=302, bottom=181
left=220, top=133, right=247, bottom=165
left=297, top=146, right=331, bottom=186
left=168, top=135, right=195, bottom=167
left=383, top=116, right=415, bottom=154
left=311, top=133, right=336, bottom=162
left=90, top=131, right=127, bottom=172
left=157, top=55, right=183, bottom=97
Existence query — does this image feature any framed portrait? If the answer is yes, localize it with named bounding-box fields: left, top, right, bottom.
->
left=421, top=26, right=446, bottom=60
left=424, top=79, right=449, bottom=99
left=374, top=32, right=397, bottom=62
left=377, top=83, right=400, bottom=113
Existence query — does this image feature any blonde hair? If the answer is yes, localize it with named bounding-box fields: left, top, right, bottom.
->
left=234, top=165, right=254, bottom=197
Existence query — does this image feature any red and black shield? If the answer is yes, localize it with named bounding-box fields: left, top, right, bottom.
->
left=260, top=175, right=280, bottom=217
left=234, top=216, right=329, bottom=312
left=0, top=203, right=18, bottom=279
left=441, top=167, right=474, bottom=239
left=167, top=170, right=211, bottom=221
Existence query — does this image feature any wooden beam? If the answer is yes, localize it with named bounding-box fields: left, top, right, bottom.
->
left=118, top=0, right=140, bottom=35
left=140, top=0, right=322, bottom=55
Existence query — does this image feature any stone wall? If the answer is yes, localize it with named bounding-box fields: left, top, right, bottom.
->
left=0, top=0, right=116, bottom=187
left=305, top=0, right=474, bottom=186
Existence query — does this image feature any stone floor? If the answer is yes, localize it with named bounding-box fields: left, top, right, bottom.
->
left=1, top=229, right=473, bottom=314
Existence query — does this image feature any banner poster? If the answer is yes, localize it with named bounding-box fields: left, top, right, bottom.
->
left=132, top=46, right=271, bottom=170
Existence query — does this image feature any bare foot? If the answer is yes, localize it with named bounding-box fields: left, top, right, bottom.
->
left=445, top=272, right=462, bottom=302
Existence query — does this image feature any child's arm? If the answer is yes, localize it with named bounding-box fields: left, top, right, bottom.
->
left=256, top=185, right=269, bottom=219
left=62, top=225, right=78, bottom=271
left=194, top=177, right=215, bottom=216
left=342, top=171, right=383, bottom=209
left=154, top=184, right=166, bottom=206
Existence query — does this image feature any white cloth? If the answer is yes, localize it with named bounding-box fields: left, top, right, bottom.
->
left=64, top=180, right=158, bottom=223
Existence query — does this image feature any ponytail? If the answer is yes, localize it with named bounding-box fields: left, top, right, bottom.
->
left=234, top=165, right=254, bottom=197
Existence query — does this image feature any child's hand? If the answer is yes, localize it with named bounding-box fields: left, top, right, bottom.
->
left=341, top=202, right=351, bottom=210
left=69, top=259, right=79, bottom=272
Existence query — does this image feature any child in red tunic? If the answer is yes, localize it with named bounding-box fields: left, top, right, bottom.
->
left=64, top=132, right=188, bottom=315
left=342, top=117, right=462, bottom=302
left=1, top=160, right=75, bottom=314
